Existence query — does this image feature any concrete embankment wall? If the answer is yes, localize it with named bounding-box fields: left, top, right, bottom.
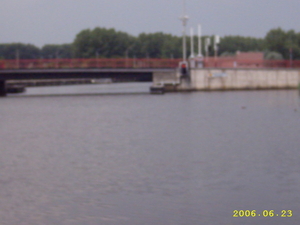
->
left=152, top=71, right=179, bottom=85
left=190, top=69, right=300, bottom=90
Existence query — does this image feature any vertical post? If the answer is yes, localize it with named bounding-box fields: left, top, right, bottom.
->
left=214, top=46, right=218, bottom=67
left=214, top=35, right=220, bottom=67
left=146, top=52, right=149, bottom=68
left=0, top=80, right=7, bottom=97
left=125, top=50, right=128, bottom=68
left=16, top=49, right=20, bottom=69
left=197, top=24, right=202, bottom=57
left=189, top=27, right=195, bottom=59
left=183, top=26, right=186, bottom=61
left=205, top=37, right=210, bottom=58
left=180, top=0, right=188, bottom=62
left=96, top=51, right=99, bottom=68
left=125, top=45, right=134, bottom=68
left=55, top=51, right=59, bottom=68
left=289, top=48, right=293, bottom=68
left=70, top=53, right=74, bottom=69
left=196, top=24, right=204, bottom=68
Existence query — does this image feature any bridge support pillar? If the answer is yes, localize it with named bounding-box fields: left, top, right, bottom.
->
left=0, top=80, right=7, bottom=96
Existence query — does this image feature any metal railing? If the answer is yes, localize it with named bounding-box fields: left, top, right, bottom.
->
left=0, top=58, right=182, bottom=70
left=203, top=57, right=300, bottom=68
left=0, top=58, right=300, bottom=70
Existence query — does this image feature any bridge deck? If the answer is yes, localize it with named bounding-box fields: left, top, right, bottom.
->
left=0, top=68, right=175, bottom=81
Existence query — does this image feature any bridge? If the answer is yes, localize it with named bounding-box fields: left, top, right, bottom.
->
left=0, top=68, right=178, bottom=96
left=1, top=58, right=300, bottom=96
left=0, top=58, right=181, bottom=96
left=0, top=58, right=181, bottom=70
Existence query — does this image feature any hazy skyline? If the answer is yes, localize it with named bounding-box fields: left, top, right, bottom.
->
left=1, top=0, right=299, bottom=47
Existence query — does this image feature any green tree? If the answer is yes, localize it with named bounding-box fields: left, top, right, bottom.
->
left=285, top=30, right=300, bottom=59
left=135, top=32, right=181, bottom=58
left=72, top=29, right=93, bottom=58
left=218, top=36, right=264, bottom=55
left=162, top=34, right=182, bottom=58
left=41, top=44, right=73, bottom=59
left=265, top=28, right=300, bottom=59
left=0, top=43, right=40, bottom=59
left=73, top=27, right=135, bottom=58
left=265, top=28, right=287, bottom=58
left=2, top=27, right=299, bottom=60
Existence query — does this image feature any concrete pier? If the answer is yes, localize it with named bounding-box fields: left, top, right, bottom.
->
left=0, top=80, right=6, bottom=96
left=191, top=69, right=300, bottom=90
left=150, top=71, right=180, bottom=93
left=151, top=68, right=300, bottom=92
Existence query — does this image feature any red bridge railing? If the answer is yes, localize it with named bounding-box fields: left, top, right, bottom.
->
left=0, top=58, right=181, bottom=70
left=0, top=58, right=300, bottom=69
left=203, top=57, right=300, bottom=68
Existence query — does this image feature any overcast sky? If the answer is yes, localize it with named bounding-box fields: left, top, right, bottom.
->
left=1, top=0, right=299, bottom=47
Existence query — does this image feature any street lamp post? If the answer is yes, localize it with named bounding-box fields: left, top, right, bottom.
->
left=289, top=48, right=293, bottom=68
left=96, top=51, right=99, bottom=68
left=15, top=49, right=20, bottom=69
left=197, top=24, right=203, bottom=58
left=214, top=35, right=220, bottom=67
left=125, top=44, right=135, bottom=68
left=179, top=0, right=189, bottom=62
left=95, top=48, right=102, bottom=68
left=205, top=37, right=210, bottom=60
left=55, top=50, right=60, bottom=69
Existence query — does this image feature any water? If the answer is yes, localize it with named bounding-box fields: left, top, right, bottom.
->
left=1, top=83, right=300, bottom=225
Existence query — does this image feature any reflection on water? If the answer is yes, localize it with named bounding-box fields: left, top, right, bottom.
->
left=1, top=84, right=300, bottom=225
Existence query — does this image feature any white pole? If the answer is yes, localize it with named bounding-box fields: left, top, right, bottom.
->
left=180, top=0, right=188, bottom=61
left=183, top=23, right=187, bottom=61
left=197, top=24, right=203, bottom=57
left=190, top=27, right=195, bottom=58
left=214, top=35, right=220, bottom=65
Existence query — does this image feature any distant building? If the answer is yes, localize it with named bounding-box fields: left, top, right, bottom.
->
left=235, top=51, right=264, bottom=61
left=235, top=51, right=264, bottom=68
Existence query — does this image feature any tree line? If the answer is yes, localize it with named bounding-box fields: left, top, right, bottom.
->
left=0, top=27, right=299, bottom=60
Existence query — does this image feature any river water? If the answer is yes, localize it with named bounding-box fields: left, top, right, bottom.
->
left=1, top=83, right=300, bottom=225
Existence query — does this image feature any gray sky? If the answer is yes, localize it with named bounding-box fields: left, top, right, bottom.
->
left=1, top=0, right=299, bottom=47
